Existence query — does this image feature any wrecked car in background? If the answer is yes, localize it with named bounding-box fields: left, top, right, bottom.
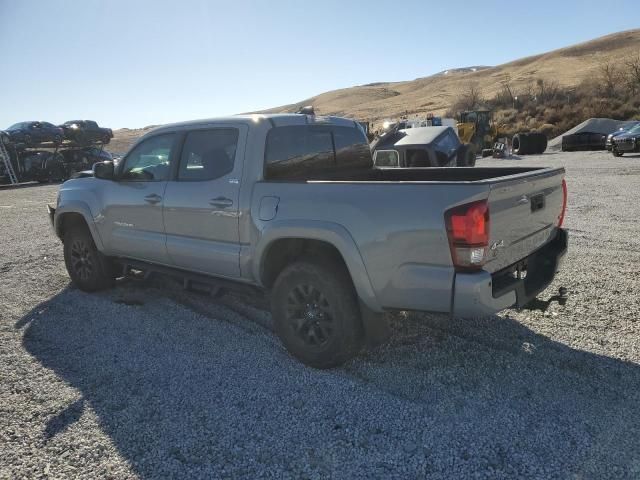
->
left=4, top=121, right=64, bottom=146
left=371, top=126, right=475, bottom=168
left=60, top=120, right=113, bottom=145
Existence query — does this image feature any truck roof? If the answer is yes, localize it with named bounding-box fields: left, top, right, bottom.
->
left=148, top=114, right=361, bottom=135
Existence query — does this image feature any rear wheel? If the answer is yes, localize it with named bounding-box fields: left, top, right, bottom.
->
left=271, top=261, right=363, bottom=368
left=63, top=226, right=115, bottom=292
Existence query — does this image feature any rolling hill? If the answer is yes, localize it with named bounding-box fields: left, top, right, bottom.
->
left=111, top=29, right=640, bottom=152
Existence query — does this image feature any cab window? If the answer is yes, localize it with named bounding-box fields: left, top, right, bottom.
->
left=178, top=128, right=239, bottom=181
left=373, top=150, right=399, bottom=167
left=264, top=125, right=334, bottom=180
left=120, top=133, right=176, bottom=181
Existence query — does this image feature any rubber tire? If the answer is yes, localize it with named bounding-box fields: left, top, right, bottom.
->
left=63, top=226, right=115, bottom=292
left=271, top=261, right=363, bottom=368
left=512, top=133, right=530, bottom=155
left=528, top=133, right=547, bottom=154
left=612, top=147, right=623, bottom=157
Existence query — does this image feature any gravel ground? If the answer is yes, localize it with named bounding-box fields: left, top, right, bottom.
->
left=1, top=150, right=639, bottom=479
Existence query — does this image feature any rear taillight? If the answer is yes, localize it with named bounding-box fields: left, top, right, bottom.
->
left=557, top=178, right=567, bottom=227
left=445, top=200, right=489, bottom=270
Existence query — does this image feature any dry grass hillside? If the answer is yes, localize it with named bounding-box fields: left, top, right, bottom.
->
left=262, top=29, right=640, bottom=125
left=111, top=29, right=640, bottom=151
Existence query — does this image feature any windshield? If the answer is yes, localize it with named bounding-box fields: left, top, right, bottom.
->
left=625, top=123, right=640, bottom=135
left=7, top=123, right=24, bottom=130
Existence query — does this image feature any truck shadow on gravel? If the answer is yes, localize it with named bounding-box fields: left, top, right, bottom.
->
left=17, top=283, right=640, bottom=479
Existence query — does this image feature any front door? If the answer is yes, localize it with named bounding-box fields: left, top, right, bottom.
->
left=163, top=126, right=245, bottom=278
left=99, top=133, right=178, bottom=264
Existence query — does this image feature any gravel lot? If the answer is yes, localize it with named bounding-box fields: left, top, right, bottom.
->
left=1, top=150, right=639, bottom=479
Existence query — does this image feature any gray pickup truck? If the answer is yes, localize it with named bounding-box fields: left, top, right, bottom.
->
left=48, top=112, right=567, bottom=368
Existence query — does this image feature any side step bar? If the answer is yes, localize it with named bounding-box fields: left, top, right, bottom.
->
left=115, top=259, right=265, bottom=298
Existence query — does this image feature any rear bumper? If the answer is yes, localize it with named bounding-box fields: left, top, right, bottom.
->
left=452, top=228, right=567, bottom=317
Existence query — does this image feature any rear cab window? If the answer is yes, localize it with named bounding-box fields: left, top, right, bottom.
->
left=264, top=123, right=371, bottom=180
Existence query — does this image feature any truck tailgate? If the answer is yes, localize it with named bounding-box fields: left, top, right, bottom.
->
left=484, top=168, right=565, bottom=273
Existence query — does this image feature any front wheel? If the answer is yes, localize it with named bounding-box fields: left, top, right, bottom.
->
left=271, top=261, right=363, bottom=368
left=63, top=226, right=115, bottom=291
left=612, top=147, right=623, bottom=157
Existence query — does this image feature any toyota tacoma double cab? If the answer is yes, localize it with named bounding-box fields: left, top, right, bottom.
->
left=48, top=111, right=568, bottom=368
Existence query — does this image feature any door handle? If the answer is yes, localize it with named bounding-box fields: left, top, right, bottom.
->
left=144, top=193, right=162, bottom=204
left=209, top=196, right=233, bottom=208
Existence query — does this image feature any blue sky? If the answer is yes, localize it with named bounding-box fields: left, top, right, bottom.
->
left=0, top=0, right=638, bottom=129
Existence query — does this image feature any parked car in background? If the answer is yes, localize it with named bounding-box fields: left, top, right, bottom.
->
left=15, top=147, right=113, bottom=183
left=3, top=121, right=64, bottom=146
left=606, top=121, right=640, bottom=151
left=371, top=126, right=475, bottom=168
left=60, top=120, right=113, bottom=145
left=611, top=123, right=640, bottom=157
left=60, top=147, right=113, bottom=169
left=19, top=151, right=66, bottom=183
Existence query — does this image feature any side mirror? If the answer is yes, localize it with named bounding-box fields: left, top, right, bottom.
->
left=93, top=161, right=114, bottom=180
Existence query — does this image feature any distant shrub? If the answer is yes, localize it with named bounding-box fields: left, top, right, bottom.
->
left=447, top=60, right=640, bottom=138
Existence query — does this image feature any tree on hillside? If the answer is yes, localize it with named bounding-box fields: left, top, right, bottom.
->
left=458, top=82, right=484, bottom=111
left=598, top=61, right=622, bottom=98
left=536, top=78, right=560, bottom=103
left=625, top=55, right=640, bottom=96
left=494, top=74, right=515, bottom=108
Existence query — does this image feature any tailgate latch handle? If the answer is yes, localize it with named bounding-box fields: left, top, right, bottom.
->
left=530, top=194, right=545, bottom=212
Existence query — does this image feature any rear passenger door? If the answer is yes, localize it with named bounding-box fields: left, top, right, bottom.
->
left=163, top=126, right=246, bottom=278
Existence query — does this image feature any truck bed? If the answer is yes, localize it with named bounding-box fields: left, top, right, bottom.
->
left=301, top=166, right=560, bottom=184
left=254, top=164, right=566, bottom=312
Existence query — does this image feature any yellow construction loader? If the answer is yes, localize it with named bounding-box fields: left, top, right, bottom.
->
left=457, top=110, right=547, bottom=157
left=456, top=110, right=496, bottom=155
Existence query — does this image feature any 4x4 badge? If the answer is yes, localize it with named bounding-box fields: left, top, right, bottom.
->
left=490, top=240, right=504, bottom=250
